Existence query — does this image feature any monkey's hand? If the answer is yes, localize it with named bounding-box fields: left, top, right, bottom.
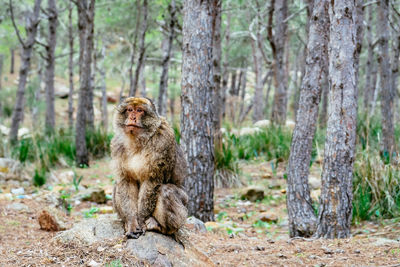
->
left=126, top=228, right=145, bottom=239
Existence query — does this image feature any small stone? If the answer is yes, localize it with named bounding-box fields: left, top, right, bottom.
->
left=335, top=249, right=345, bottom=254
left=277, top=253, right=287, bottom=258
left=87, top=260, right=100, bottom=267
left=255, top=246, right=265, bottom=251
left=354, top=249, right=361, bottom=254
left=241, top=186, right=264, bottom=202
left=38, top=210, right=66, bottom=231
left=79, top=188, right=107, bottom=204
left=261, top=173, right=273, bottom=179
left=97, top=246, right=105, bottom=252
left=184, top=217, right=207, bottom=233
left=322, top=247, right=334, bottom=254
left=11, top=187, right=25, bottom=195
left=258, top=212, right=278, bottom=223
left=7, top=203, right=30, bottom=212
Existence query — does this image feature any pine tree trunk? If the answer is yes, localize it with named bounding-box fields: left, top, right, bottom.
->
left=211, top=0, right=222, bottom=149
left=75, top=0, right=95, bottom=167
left=181, top=0, right=215, bottom=222
left=251, top=40, right=264, bottom=123
left=158, top=0, right=176, bottom=116
left=129, top=0, right=148, bottom=97
left=315, top=0, right=357, bottom=239
left=68, top=1, right=75, bottom=129
left=221, top=12, right=230, bottom=120
left=286, top=0, right=329, bottom=238
left=128, top=0, right=142, bottom=100
left=98, top=46, right=108, bottom=132
left=44, top=0, right=58, bottom=133
left=378, top=0, right=395, bottom=155
left=271, top=0, right=289, bottom=125
left=139, top=58, right=146, bottom=96
left=0, top=54, right=3, bottom=117
left=363, top=5, right=374, bottom=113
left=9, top=0, right=42, bottom=143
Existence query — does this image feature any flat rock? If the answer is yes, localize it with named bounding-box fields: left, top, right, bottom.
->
left=373, top=238, right=400, bottom=247
left=6, top=202, right=30, bottom=212
left=241, top=186, right=264, bottom=202
left=55, top=214, right=213, bottom=266
left=55, top=214, right=124, bottom=245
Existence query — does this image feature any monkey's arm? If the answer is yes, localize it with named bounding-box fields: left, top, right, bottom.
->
left=137, top=179, right=161, bottom=226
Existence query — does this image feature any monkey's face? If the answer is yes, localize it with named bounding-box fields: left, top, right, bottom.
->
left=117, top=97, right=159, bottom=137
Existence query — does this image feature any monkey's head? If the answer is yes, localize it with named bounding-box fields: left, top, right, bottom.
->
left=115, top=97, right=160, bottom=139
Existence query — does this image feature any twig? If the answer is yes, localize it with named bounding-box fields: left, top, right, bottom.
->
left=9, top=0, right=26, bottom=47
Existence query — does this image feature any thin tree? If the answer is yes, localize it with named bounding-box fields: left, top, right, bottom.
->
left=10, top=48, right=15, bottom=74
left=74, top=0, right=95, bottom=167
left=378, top=0, right=395, bottom=156
left=270, top=0, right=289, bottom=125
left=315, top=0, right=357, bottom=238
left=9, top=0, right=42, bottom=143
left=158, top=0, right=177, bottom=116
left=181, top=0, right=215, bottom=222
left=68, top=1, right=75, bottom=129
left=0, top=54, right=3, bottom=118
left=44, top=0, right=58, bottom=133
left=129, top=0, right=148, bottom=97
left=286, top=0, right=329, bottom=238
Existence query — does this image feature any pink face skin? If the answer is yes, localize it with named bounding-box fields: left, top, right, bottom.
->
left=124, top=105, right=145, bottom=135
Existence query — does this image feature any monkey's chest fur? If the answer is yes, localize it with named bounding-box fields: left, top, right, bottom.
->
left=122, top=152, right=149, bottom=182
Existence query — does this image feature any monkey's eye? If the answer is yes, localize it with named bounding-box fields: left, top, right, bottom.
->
left=127, top=107, right=133, bottom=112
left=137, top=108, right=144, bottom=113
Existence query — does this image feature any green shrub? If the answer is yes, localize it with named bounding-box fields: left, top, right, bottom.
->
left=86, top=127, right=112, bottom=158
left=214, top=134, right=240, bottom=187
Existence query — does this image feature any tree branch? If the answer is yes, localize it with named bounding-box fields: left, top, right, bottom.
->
left=9, top=0, right=26, bottom=47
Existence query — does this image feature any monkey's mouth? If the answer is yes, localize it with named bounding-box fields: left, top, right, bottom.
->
left=125, top=124, right=143, bottom=129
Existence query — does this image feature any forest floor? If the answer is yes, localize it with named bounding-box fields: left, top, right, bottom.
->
left=0, top=158, right=400, bottom=266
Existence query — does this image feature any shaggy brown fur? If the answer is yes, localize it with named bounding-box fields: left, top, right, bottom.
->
left=111, top=97, right=188, bottom=239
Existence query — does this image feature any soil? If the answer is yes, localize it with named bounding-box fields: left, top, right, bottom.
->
left=0, top=158, right=399, bottom=266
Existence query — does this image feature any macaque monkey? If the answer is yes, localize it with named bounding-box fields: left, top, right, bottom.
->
left=111, top=97, right=188, bottom=239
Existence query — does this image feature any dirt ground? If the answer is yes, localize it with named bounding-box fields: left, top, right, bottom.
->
left=0, top=158, right=399, bottom=267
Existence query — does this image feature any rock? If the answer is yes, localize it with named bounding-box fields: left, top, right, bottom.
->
left=239, top=127, right=262, bottom=136
left=257, top=212, right=278, bottom=223
left=254, top=120, right=270, bottom=128
left=0, top=125, right=9, bottom=136
left=107, top=95, right=117, bottom=103
left=55, top=214, right=213, bottom=267
left=372, top=238, right=399, bottom=247
left=11, top=187, right=25, bottom=195
left=88, top=260, right=100, bottom=267
left=55, top=214, right=124, bottom=245
left=285, top=120, right=296, bottom=129
left=309, top=176, right=321, bottom=190
left=241, top=186, right=264, bottom=202
left=126, top=231, right=214, bottom=267
left=0, top=158, right=26, bottom=181
left=6, top=202, right=30, bottom=212
left=184, top=217, right=207, bottom=233
left=54, top=84, right=70, bottom=98
left=18, top=128, right=30, bottom=138
left=268, top=180, right=281, bottom=190
left=79, top=188, right=107, bottom=204
left=38, top=210, right=66, bottom=231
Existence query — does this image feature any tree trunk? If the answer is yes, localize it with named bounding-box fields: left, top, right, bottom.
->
left=238, top=67, right=247, bottom=123
left=139, top=58, right=146, bottom=96
left=129, top=0, right=148, bottom=97
left=221, top=12, right=230, bottom=119
left=68, top=1, right=75, bottom=129
left=211, top=0, right=222, bottom=149
left=391, top=10, right=400, bottom=124
left=75, top=0, right=95, bottom=167
left=315, top=0, right=357, bottom=239
left=9, top=0, right=42, bottom=143
left=33, top=57, right=44, bottom=124
left=158, top=0, right=176, bottom=116
left=270, top=0, right=289, bottom=125
left=181, top=0, right=215, bottom=222
left=318, top=71, right=329, bottom=128
left=363, top=5, right=374, bottom=113
left=10, top=48, right=15, bottom=74
left=286, top=0, right=329, bottom=238
left=98, top=46, right=108, bottom=131
left=251, top=40, right=264, bottom=123
left=0, top=54, right=3, bottom=117
left=44, top=0, right=58, bottom=133
left=128, top=0, right=142, bottom=100
left=378, top=0, right=395, bottom=155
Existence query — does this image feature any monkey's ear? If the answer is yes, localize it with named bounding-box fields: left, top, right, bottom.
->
left=116, top=102, right=128, bottom=114
left=145, top=97, right=159, bottom=117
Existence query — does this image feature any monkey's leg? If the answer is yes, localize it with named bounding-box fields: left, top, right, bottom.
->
left=150, top=184, right=188, bottom=235
left=113, top=180, right=142, bottom=239
left=137, top=180, right=160, bottom=229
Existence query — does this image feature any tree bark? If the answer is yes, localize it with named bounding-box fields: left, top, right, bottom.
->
left=158, top=0, right=176, bottom=116
left=98, top=46, right=108, bottom=131
left=139, top=57, right=146, bottom=96
left=378, top=0, right=395, bottom=155
left=128, top=0, right=141, bottom=99
left=315, top=0, right=357, bottom=239
left=363, top=5, right=374, bottom=113
left=75, top=0, right=95, bottom=167
left=286, top=0, right=329, bottom=238
left=44, top=0, right=58, bottom=133
left=181, top=0, right=215, bottom=222
left=0, top=54, right=3, bottom=117
left=68, top=1, right=74, bottom=129
left=10, top=48, right=15, bottom=74
left=221, top=12, right=230, bottom=119
left=9, top=0, right=42, bottom=143
left=270, top=0, right=289, bottom=125
left=129, top=0, right=148, bottom=97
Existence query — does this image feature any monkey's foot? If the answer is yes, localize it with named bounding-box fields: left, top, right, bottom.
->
left=145, top=217, right=162, bottom=232
left=126, top=228, right=145, bottom=239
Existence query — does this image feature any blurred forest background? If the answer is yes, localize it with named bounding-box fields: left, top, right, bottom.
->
left=1, top=0, right=400, bottom=261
